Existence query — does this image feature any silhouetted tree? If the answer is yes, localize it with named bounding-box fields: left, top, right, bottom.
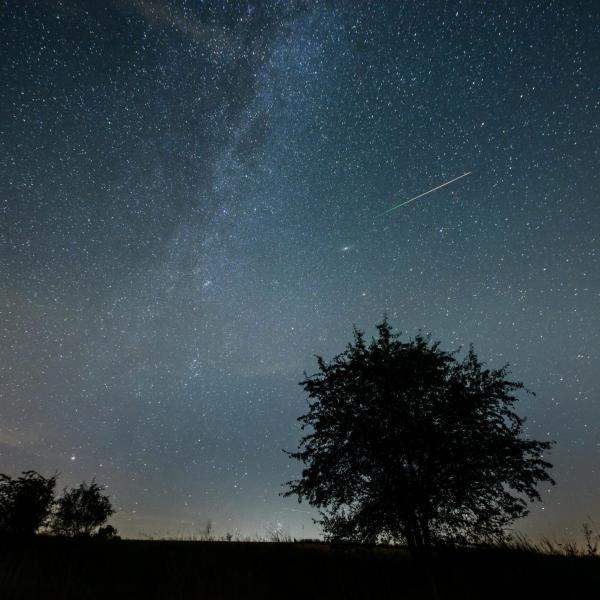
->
left=94, top=524, right=120, bottom=541
left=0, top=471, right=56, bottom=537
left=52, top=481, right=114, bottom=537
left=284, top=320, right=555, bottom=551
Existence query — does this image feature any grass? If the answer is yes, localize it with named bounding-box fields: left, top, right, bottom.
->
left=0, top=536, right=599, bottom=599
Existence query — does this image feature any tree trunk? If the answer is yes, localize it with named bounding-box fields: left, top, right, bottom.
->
left=419, top=513, right=432, bottom=551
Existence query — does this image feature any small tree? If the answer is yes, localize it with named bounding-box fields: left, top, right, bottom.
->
left=94, top=524, right=120, bottom=541
left=0, top=471, right=56, bottom=537
left=52, top=481, right=114, bottom=537
left=284, top=320, right=555, bottom=550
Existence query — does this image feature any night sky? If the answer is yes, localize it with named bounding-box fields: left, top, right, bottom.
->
left=1, top=1, right=598, bottom=540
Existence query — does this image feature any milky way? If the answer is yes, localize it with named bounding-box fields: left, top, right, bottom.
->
left=1, top=1, right=598, bottom=539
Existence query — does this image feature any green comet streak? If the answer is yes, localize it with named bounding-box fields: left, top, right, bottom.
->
left=378, top=171, right=472, bottom=216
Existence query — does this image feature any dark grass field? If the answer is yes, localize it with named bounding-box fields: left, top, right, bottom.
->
left=1, top=536, right=599, bottom=599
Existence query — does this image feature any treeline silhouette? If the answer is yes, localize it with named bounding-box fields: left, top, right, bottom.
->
left=0, top=471, right=117, bottom=541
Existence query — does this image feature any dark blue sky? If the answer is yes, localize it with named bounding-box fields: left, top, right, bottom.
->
left=1, top=0, right=598, bottom=539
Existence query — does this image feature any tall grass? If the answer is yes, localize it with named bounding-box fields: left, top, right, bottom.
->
left=501, top=520, right=600, bottom=557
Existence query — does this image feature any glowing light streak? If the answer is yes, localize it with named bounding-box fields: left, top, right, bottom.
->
left=379, top=171, right=472, bottom=216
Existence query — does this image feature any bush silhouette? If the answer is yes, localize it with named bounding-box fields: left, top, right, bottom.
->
left=284, top=320, right=555, bottom=551
left=94, top=524, right=120, bottom=541
left=52, top=481, right=114, bottom=537
left=0, top=471, right=57, bottom=537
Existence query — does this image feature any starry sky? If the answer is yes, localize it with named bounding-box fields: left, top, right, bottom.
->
left=1, top=0, right=598, bottom=540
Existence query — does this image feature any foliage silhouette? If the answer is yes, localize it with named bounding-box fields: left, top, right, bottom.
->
left=93, top=524, right=120, bottom=541
left=52, top=481, right=114, bottom=537
left=0, top=471, right=56, bottom=538
left=284, top=320, right=555, bottom=551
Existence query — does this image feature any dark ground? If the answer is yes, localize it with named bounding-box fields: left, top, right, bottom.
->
left=0, top=536, right=598, bottom=599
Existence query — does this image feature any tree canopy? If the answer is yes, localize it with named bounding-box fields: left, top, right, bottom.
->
left=0, top=471, right=56, bottom=537
left=284, top=320, right=555, bottom=550
left=52, top=481, right=114, bottom=537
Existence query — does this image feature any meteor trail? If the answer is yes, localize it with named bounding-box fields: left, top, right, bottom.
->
left=379, top=171, right=472, bottom=216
